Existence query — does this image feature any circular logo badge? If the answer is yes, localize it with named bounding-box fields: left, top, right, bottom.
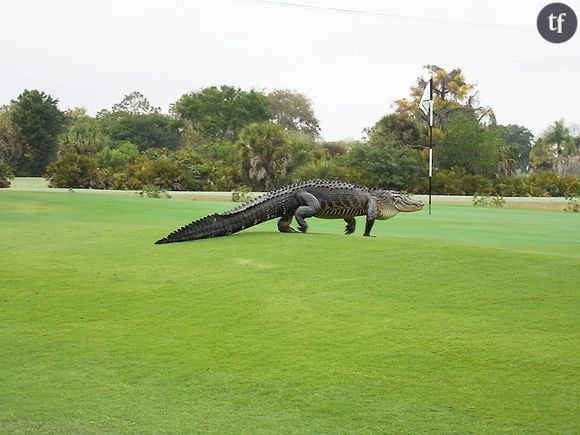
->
left=537, top=3, right=577, bottom=43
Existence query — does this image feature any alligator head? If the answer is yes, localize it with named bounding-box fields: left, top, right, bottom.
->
left=374, top=190, right=424, bottom=219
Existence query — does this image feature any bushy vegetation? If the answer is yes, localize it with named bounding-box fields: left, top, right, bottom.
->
left=0, top=161, right=14, bottom=188
left=433, top=168, right=493, bottom=196
left=494, top=171, right=579, bottom=197
left=432, top=170, right=578, bottom=197
left=1, top=67, right=578, bottom=195
left=473, top=194, right=505, bottom=207
left=564, top=195, right=579, bottom=212
left=46, top=148, right=213, bottom=191
left=290, top=159, right=352, bottom=182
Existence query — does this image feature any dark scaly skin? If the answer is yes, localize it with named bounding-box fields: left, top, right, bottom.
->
left=155, top=179, right=423, bottom=244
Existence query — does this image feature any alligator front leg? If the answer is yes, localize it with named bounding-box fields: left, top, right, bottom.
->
left=364, top=197, right=378, bottom=237
left=294, top=191, right=321, bottom=233
left=364, top=219, right=375, bottom=236
left=344, top=217, right=356, bottom=235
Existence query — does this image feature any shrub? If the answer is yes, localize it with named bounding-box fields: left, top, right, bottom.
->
left=45, top=152, right=107, bottom=189
left=433, top=168, right=492, bottom=196
left=137, top=184, right=171, bottom=199
left=564, top=195, right=579, bottom=212
left=96, top=141, right=139, bottom=169
left=123, top=149, right=212, bottom=191
left=290, top=160, right=351, bottom=182
left=0, top=162, right=14, bottom=188
left=473, top=194, right=505, bottom=207
left=494, top=172, right=579, bottom=197
left=431, top=169, right=579, bottom=197
left=232, top=185, right=252, bottom=202
left=344, top=140, right=424, bottom=191
left=125, top=155, right=184, bottom=190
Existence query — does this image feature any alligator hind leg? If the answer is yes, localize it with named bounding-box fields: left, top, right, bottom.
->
left=344, top=217, right=356, bottom=235
left=277, top=214, right=297, bottom=233
left=294, top=191, right=321, bottom=233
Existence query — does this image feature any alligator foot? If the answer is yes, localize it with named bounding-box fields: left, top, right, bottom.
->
left=277, top=216, right=297, bottom=233
left=279, top=224, right=298, bottom=233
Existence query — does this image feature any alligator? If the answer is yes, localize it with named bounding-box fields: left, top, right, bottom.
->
left=155, top=179, right=423, bottom=244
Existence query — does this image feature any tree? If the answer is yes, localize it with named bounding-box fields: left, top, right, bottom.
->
left=267, top=89, right=320, bottom=138
left=59, top=113, right=109, bottom=155
left=97, top=141, right=140, bottom=170
left=195, top=140, right=243, bottom=190
left=0, top=105, right=24, bottom=168
left=344, top=141, right=424, bottom=191
left=98, top=92, right=180, bottom=151
left=326, top=111, right=427, bottom=191
left=239, top=122, right=292, bottom=190
left=319, top=141, right=351, bottom=158
left=364, top=113, right=426, bottom=148
left=102, top=113, right=180, bottom=151
left=427, top=65, right=473, bottom=102
left=108, top=91, right=160, bottom=116
left=0, top=161, right=14, bottom=188
left=10, top=90, right=65, bottom=175
left=344, top=133, right=424, bottom=191
left=494, top=124, right=534, bottom=173
left=340, top=113, right=426, bottom=190
left=542, top=119, right=574, bottom=176
left=437, top=111, right=500, bottom=178
left=391, top=65, right=507, bottom=180
left=172, top=86, right=271, bottom=142
left=395, top=65, right=496, bottom=136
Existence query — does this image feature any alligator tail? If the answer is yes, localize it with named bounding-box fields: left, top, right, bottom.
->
left=155, top=199, right=283, bottom=244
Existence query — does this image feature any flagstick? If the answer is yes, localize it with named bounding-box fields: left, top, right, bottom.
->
left=419, top=74, right=434, bottom=215
left=428, top=76, right=433, bottom=216
left=428, top=142, right=432, bottom=215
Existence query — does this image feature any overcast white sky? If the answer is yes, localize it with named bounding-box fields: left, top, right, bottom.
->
left=1, top=0, right=579, bottom=140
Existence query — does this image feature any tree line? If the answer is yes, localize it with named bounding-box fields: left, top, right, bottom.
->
left=1, top=65, right=578, bottom=196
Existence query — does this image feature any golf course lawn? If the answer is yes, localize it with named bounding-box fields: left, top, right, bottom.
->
left=1, top=190, right=578, bottom=433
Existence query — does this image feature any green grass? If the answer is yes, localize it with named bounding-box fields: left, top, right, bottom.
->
left=1, top=190, right=579, bottom=433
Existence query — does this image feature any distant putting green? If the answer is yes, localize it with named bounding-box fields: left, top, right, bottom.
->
left=1, top=190, right=578, bottom=433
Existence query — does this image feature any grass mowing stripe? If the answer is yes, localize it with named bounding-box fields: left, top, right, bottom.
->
left=1, top=191, right=579, bottom=433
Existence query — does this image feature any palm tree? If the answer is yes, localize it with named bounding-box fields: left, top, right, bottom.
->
left=543, top=120, right=572, bottom=176
left=239, top=122, right=292, bottom=190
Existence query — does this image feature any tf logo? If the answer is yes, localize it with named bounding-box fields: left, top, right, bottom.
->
left=537, top=3, right=577, bottom=43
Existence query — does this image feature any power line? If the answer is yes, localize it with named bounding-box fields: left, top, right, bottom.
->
left=1, top=3, right=578, bottom=70
left=235, top=0, right=533, bottom=33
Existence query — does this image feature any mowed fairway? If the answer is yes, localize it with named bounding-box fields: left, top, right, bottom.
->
left=1, top=190, right=579, bottom=433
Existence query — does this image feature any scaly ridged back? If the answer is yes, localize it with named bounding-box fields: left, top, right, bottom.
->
left=220, top=179, right=361, bottom=216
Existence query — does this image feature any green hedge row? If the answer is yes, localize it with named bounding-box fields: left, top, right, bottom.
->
left=45, top=150, right=215, bottom=191
left=34, top=151, right=580, bottom=198
left=431, top=169, right=578, bottom=197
